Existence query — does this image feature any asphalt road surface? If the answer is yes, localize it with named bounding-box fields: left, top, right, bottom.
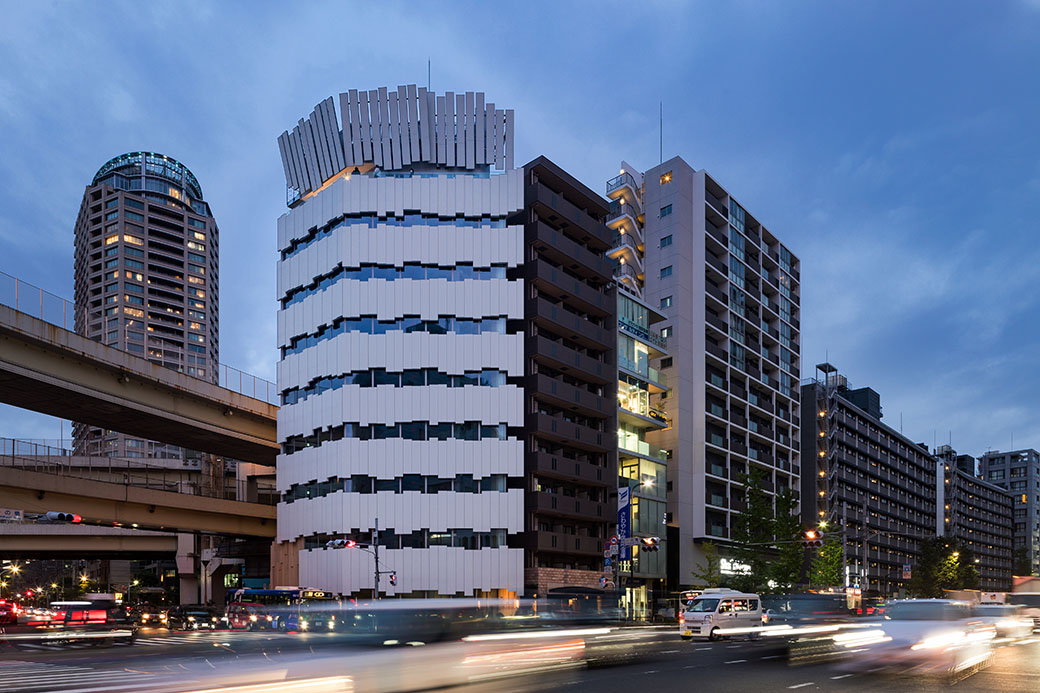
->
left=1, top=625, right=1039, bottom=692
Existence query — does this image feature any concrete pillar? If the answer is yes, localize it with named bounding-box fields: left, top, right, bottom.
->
left=176, top=532, right=198, bottom=604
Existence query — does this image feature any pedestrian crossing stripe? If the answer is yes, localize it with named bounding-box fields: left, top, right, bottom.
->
left=0, top=660, right=168, bottom=692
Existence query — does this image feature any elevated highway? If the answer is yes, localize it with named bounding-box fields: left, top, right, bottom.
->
left=0, top=524, right=178, bottom=559
left=0, top=304, right=278, bottom=465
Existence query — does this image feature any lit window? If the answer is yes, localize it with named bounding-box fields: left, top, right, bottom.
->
left=188, top=275, right=205, bottom=285
left=660, top=296, right=672, bottom=309
left=661, top=326, right=672, bottom=339
left=189, top=264, right=205, bottom=275
left=188, top=334, right=205, bottom=343
left=123, top=307, right=144, bottom=318
left=189, top=322, right=202, bottom=331
left=123, top=234, right=143, bottom=246
left=660, top=171, right=672, bottom=185
left=192, top=231, right=205, bottom=241
left=105, top=234, right=119, bottom=245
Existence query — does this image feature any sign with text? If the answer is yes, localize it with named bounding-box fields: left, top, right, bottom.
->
left=0, top=508, right=23, bottom=522
left=618, top=487, right=631, bottom=560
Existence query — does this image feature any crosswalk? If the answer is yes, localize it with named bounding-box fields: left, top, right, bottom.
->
left=0, top=660, right=179, bottom=692
left=135, top=630, right=274, bottom=646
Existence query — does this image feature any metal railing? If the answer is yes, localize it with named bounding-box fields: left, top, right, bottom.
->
left=0, top=270, right=278, bottom=405
left=0, top=438, right=276, bottom=504
left=606, top=172, right=638, bottom=195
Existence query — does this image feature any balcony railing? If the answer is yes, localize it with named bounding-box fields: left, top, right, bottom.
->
left=607, top=202, right=641, bottom=225
left=606, top=172, right=638, bottom=196
left=618, top=435, right=669, bottom=462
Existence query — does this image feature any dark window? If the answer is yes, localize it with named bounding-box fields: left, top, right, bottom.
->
left=660, top=235, right=672, bottom=248
left=661, top=266, right=672, bottom=279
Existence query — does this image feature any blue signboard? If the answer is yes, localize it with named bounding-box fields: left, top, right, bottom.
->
left=618, top=487, right=631, bottom=560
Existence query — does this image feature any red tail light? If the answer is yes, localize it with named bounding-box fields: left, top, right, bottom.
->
left=679, top=613, right=684, bottom=625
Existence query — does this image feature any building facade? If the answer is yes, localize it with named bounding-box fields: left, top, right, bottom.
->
left=801, top=365, right=938, bottom=596
left=606, top=163, right=670, bottom=615
left=636, top=157, right=802, bottom=584
left=273, top=86, right=527, bottom=597
left=72, top=152, right=220, bottom=458
left=978, top=448, right=1040, bottom=576
left=935, top=445, right=1014, bottom=591
left=518, top=158, right=618, bottom=596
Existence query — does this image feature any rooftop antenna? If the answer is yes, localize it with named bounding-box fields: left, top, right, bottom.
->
left=659, top=102, right=663, bottom=164
left=427, top=59, right=431, bottom=90
left=900, top=412, right=903, bottom=434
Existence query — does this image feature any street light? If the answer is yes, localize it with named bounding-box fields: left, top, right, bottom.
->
left=952, top=552, right=960, bottom=558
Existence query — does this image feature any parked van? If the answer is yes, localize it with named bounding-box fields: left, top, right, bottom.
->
left=679, top=589, right=763, bottom=640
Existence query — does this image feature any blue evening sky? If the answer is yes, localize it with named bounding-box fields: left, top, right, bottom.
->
left=1, top=1, right=1038, bottom=458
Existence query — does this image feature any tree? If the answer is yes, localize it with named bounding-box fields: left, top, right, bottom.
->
left=691, top=541, right=722, bottom=588
left=956, top=546, right=980, bottom=590
left=1013, top=547, right=1032, bottom=577
left=810, top=536, right=845, bottom=588
left=729, top=468, right=775, bottom=593
left=769, top=487, right=804, bottom=591
left=908, top=536, right=946, bottom=598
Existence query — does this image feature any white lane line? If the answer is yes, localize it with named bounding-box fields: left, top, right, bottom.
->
left=696, top=647, right=712, bottom=651
left=643, top=670, right=659, bottom=674
left=724, top=659, right=747, bottom=664
left=788, top=684, right=815, bottom=690
left=831, top=674, right=853, bottom=680
left=761, top=655, right=783, bottom=660
left=726, top=644, right=742, bottom=648
left=662, top=649, right=680, bottom=654
left=683, top=664, right=699, bottom=669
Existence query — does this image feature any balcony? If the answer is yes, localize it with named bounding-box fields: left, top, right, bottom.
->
left=618, top=315, right=668, bottom=352
left=606, top=171, right=639, bottom=199
left=619, top=398, right=669, bottom=429
left=529, top=491, right=608, bottom=521
left=705, top=191, right=728, bottom=217
left=606, top=233, right=643, bottom=274
left=618, top=435, right=669, bottom=462
left=528, top=297, right=613, bottom=350
left=529, top=412, right=610, bottom=452
left=606, top=202, right=643, bottom=240
left=706, top=341, right=728, bottom=363
left=614, top=263, right=642, bottom=297
left=530, top=451, right=609, bottom=486
left=706, top=253, right=727, bottom=276
left=531, top=182, right=612, bottom=249
left=706, top=281, right=727, bottom=305
left=706, top=313, right=728, bottom=333
left=619, top=353, right=668, bottom=390
left=532, top=262, right=612, bottom=317
left=533, top=221, right=614, bottom=281
left=535, top=373, right=610, bottom=418
left=531, top=334, right=611, bottom=384
left=535, top=531, right=603, bottom=556
left=707, top=493, right=728, bottom=509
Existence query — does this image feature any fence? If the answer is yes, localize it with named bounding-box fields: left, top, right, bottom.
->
left=0, top=438, right=276, bottom=504
left=0, top=270, right=278, bottom=405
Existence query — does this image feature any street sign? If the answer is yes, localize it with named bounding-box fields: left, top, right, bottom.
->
left=604, top=558, right=612, bottom=567
left=610, top=536, right=618, bottom=546
left=0, top=508, right=23, bottom=522
left=609, top=546, right=618, bottom=556
left=603, top=550, right=612, bottom=557
left=902, top=563, right=911, bottom=580
left=621, top=537, right=640, bottom=546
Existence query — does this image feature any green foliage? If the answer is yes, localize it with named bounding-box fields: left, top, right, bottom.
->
left=769, top=487, right=805, bottom=591
left=1013, top=547, right=1032, bottom=576
left=908, top=536, right=980, bottom=597
left=729, top=470, right=806, bottom=593
left=691, top=541, right=722, bottom=588
left=810, top=536, right=845, bottom=588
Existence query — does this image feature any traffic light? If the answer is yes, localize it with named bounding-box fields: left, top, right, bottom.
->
left=44, top=512, right=82, bottom=523
left=802, top=529, right=824, bottom=549
left=325, top=539, right=358, bottom=549
left=388, top=572, right=397, bottom=586
left=639, top=537, right=661, bottom=552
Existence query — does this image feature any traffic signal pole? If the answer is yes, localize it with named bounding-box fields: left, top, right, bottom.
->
left=373, top=518, right=380, bottom=600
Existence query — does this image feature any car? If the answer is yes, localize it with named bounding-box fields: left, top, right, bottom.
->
left=0, top=600, right=20, bottom=625
left=679, top=589, right=763, bottom=641
left=971, top=603, right=1033, bottom=640
left=134, top=604, right=168, bottom=627
left=166, top=605, right=224, bottom=630
left=227, top=602, right=275, bottom=630
left=50, top=599, right=138, bottom=645
left=837, top=599, right=994, bottom=676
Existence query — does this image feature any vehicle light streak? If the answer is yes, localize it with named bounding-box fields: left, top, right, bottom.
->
left=186, top=676, right=353, bottom=692
left=462, top=627, right=611, bottom=642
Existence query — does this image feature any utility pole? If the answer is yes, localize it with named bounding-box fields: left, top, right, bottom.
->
left=373, top=517, right=380, bottom=600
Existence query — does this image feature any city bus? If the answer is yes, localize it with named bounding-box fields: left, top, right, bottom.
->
left=225, top=587, right=336, bottom=631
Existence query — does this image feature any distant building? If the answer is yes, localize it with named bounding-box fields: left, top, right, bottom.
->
left=801, top=364, right=937, bottom=596
left=73, top=152, right=220, bottom=458
left=935, top=445, right=1014, bottom=591
left=978, top=448, right=1040, bottom=576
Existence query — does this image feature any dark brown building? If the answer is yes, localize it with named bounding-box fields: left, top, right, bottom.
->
left=514, top=157, right=618, bottom=596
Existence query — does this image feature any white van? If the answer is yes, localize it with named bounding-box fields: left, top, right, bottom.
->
left=679, top=589, right=763, bottom=640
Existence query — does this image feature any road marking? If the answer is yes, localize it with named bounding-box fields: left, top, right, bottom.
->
left=761, top=655, right=783, bottom=660
left=724, top=659, right=747, bottom=664
left=726, top=644, right=742, bottom=648
left=662, top=649, right=680, bottom=654
left=788, top=684, right=814, bottom=690
left=696, top=647, right=712, bottom=651
left=683, top=665, right=699, bottom=669
left=831, top=674, right=853, bottom=680
left=643, top=670, right=659, bottom=674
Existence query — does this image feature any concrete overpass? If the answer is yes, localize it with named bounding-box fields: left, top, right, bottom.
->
left=0, top=524, right=177, bottom=559
left=0, top=466, right=275, bottom=538
left=0, top=304, right=278, bottom=465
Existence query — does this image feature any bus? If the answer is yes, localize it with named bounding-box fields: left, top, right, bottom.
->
left=225, top=588, right=336, bottom=631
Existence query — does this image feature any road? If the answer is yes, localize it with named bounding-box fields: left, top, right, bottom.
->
left=1, top=625, right=1039, bottom=692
